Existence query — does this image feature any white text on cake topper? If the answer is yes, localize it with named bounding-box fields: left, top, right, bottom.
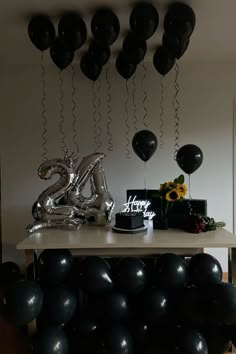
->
left=122, top=195, right=156, bottom=220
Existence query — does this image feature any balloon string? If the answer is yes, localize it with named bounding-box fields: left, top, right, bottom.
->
left=159, top=75, right=164, bottom=149
left=125, top=80, right=131, bottom=159
left=59, top=70, right=67, bottom=155
left=173, top=62, right=180, bottom=160
left=41, top=51, right=48, bottom=161
left=142, top=62, right=148, bottom=128
left=187, top=174, right=193, bottom=215
left=71, top=64, right=79, bottom=155
left=144, top=161, right=147, bottom=189
left=92, top=81, right=98, bottom=151
left=132, top=71, right=138, bottom=131
left=97, top=78, right=102, bottom=150
left=106, top=62, right=113, bottom=151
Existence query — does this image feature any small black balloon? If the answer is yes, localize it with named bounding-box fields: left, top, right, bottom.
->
left=162, top=32, right=190, bottom=59
left=66, top=305, right=98, bottom=337
left=58, top=13, right=87, bottom=51
left=0, top=262, right=21, bottom=287
left=28, top=15, right=55, bottom=51
left=50, top=38, right=74, bottom=70
left=123, top=32, right=147, bottom=64
left=188, top=253, right=222, bottom=287
left=209, top=283, right=236, bottom=325
left=130, top=3, right=159, bottom=40
left=99, top=324, right=133, bottom=354
left=172, top=329, right=208, bottom=354
left=92, top=291, right=129, bottom=322
left=116, top=52, right=137, bottom=80
left=164, top=3, right=196, bottom=39
left=4, top=280, right=43, bottom=326
left=153, top=46, right=175, bottom=76
left=91, top=8, right=120, bottom=46
left=88, top=40, right=110, bottom=66
left=33, top=326, right=69, bottom=354
left=202, top=326, right=231, bottom=354
left=176, top=144, right=203, bottom=174
left=138, top=287, right=169, bottom=324
left=132, top=129, right=158, bottom=162
left=38, top=249, right=73, bottom=284
left=80, top=53, right=102, bottom=81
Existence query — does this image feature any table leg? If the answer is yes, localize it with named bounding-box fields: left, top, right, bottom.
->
left=24, top=249, right=37, bottom=336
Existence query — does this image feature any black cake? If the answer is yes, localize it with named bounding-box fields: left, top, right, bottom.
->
left=115, top=212, right=144, bottom=230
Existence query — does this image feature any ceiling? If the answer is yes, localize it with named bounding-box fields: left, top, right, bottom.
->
left=1, top=0, right=236, bottom=65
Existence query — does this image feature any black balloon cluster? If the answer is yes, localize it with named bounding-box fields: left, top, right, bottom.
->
left=1, top=251, right=236, bottom=354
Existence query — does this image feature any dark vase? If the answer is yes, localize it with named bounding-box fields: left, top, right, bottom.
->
left=153, top=199, right=172, bottom=230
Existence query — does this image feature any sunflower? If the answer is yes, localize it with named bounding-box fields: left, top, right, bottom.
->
left=166, top=189, right=181, bottom=202
left=176, top=183, right=187, bottom=197
left=166, top=181, right=175, bottom=188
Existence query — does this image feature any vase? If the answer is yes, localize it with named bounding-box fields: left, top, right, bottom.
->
left=153, top=199, right=172, bottom=230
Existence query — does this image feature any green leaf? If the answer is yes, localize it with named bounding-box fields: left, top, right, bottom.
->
left=177, top=175, right=185, bottom=184
left=174, top=178, right=178, bottom=185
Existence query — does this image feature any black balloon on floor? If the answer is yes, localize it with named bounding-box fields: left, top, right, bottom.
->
left=172, top=328, right=208, bottom=354
left=0, top=261, right=21, bottom=287
left=58, top=12, right=87, bottom=51
left=154, top=253, right=187, bottom=288
left=66, top=305, right=98, bottom=338
left=4, top=280, right=43, bottom=326
left=32, top=325, right=69, bottom=354
left=94, top=291, right=129, bottom=322
left=79, top=256, right=113, bottom=294
left=201, top=326, right=231, bottom=354
left=138, top=287, right=169, bottom=324
left=38, top=249, right=73, bottom=284
left=98, top=324, right=133, bottom=354
left=115, top=257, right=147, bottom=295
left=209, top=283, right=236, bottom=325
left=132, top=130, right=158, bottom=162
left=188, top=253, right=222, bottom=287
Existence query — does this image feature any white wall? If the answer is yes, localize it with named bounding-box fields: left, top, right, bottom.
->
left=1, top=56, right=236, bottom=270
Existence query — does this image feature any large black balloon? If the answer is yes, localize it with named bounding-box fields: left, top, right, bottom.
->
left=209, top=283, right=236, bottom=325
left=153, top=46, right=175, bottom=76
left=88, top=40, right=110, bottom=67
left=176, top=144, right=203, bottom=174
left=66, top=305, right=98, bottom=338
left=0, top=262, right=21, bottom=287
left=38, top=249, right=73, bottom=284
left=33, top=326, right=69, bottom=354
left=98, top=324, right=133, bottom=354
left=132, top=129, right=158, bottom=162
left=130, top=3, right=159, bottom=40
left=172, top=329, right=208, bottom=354
left=80, top=53, right=102, bottom=81
left=138, top=287, right=169, bottom=324
left=116, top=52, right=137, bottom=80
left=41, top=286, right=77, bottom=325
left=92, top=291, right=129, bottom=322
left=154, top=253, right=187, bottom=289
left=163, top=32, right=190, bottom=59
left=79, top=256, right=113, bottom=294
left=128, top=320, right=149, bottom=353
left=188, top=253, right=222, bottom=287
left=123, top=32, right=147, bottom=64
left=58, top=13, right=87, bottom=51
left=164, top=3, right=196, bottom=39
left=28, top=15, right=55, bottom=51
left=201, top=326, right=231, bottom=354
left=91, top=8, right=120, bottom=46
left=4, top=280, right=43, bottom=325
left=50, top=38, right=74, bottom=70
left=115, top=257, right=147, bottom=295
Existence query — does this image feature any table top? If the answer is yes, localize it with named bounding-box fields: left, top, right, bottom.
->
left=16, top=222, right=236, bottom=255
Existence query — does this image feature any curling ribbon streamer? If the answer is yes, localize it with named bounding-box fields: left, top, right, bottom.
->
left=159, top=75, right=164, bottom=149
left=106, top=63, right=113, bottom=151
left=132, top=72, right=138, bottom=131
left=125, top=80, right=131, bottom=159
left=142, top=62, right=148, bottom=128
left=41, top=52, right=48, bottom=161
left=71, top=64, right=79, bottom=155
left=173, top=62, right=180, bottom=160
left=59, top=70, right=67, bottom=155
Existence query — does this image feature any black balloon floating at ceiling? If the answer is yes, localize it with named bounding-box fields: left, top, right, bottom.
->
left=176, top=144, right=203, bottom=175
left=116, top=52, right=137, bottom=80
left=58, top=12, right=87, bottom=51
left=123, top=32, right=147, bottom=64
left=132, top=130, right=158, bottom=162
left=88, top=40, right=110, bottom=67
left=80, top=53, right=102, bottom=81
left=91, top=8, right=120, bottom=46
left=130, top=2, right=159, bottom=40
left=162, top=32, right=190, bottom=60
left=50, top=38, right=74, bottom=70
left=153, top=46, right=175, bottom=76
left=28, top=15, right=55, bottom=51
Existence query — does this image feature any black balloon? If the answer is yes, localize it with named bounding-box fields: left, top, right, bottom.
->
left=153, top=46, right=175, bottom=76
left=66, top=305, right=98, bottom=337
left=188, top=253, right=222, bottom=287
left=4, top=280, right=43, bottom=325
left=116, top=52, right=137, bottom=80
left=58, top=13, right=87, bottom=51
left=79, top=256, right=113, bottom=294
left=92, top=291, right=129, bottom=322
left=99, top=324, right=133, bottom=354
left=202, top=326, right=231, bottom=354
left=164, top=3, right=196, bottom=39
left=123, top=32, right=147, bottom=64
left=41, top=286, right=77, bottom=325
left=115, top=257, right=147, bottom=295
left=162, top=32, right=190, bottom=59
left=130, top=3, right=159, bottom=40
left=32, top=326, right=69, bottom=354
left=88, top=40, right=110, bottom=66
left=209, top=283, right=236, bottom=325
left=28, top=15, right=55, bottom=51
left=91, top=8, right=120, bottom=46
left=80, top=53, right=102, bottom=81
left=138, top=287, right=169, bottom=324
left=128, top=320, right=149, bottom=352
left=172, top=329, right=208, bottom=354
left=154, top=253, right=187, bottom=289
left=38, top=249, right=73, bottom=284
left=50, top=38, right=74, bottom=70
left=0, top=262, right=21, bottom=287
left=132, top=129, right=158, bottom=162
left=176, top=144, right=203, bottom=174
